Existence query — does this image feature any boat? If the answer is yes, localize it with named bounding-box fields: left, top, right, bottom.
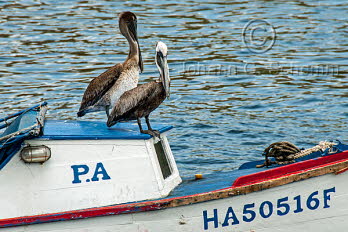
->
left=0, top=103, right=347, bottom=231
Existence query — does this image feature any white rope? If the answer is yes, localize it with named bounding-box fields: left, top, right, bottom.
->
left=276, top=141, right=336, bottom=165
left=293, top=141, right=336, bottom=159
left=258, top=140, right=338, bottom=167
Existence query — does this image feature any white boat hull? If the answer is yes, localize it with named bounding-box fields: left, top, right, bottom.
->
left=3, top=167, right=347, bottom=232
left=1, top=109, right=347, bottom=232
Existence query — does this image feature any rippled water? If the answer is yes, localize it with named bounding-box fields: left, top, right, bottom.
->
left=0, top=0, right=347, bottom=177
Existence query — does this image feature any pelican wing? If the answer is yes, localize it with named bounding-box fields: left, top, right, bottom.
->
left=107, top=81, right=163, bottom=126
left=79, top=63, right=123, bottom=111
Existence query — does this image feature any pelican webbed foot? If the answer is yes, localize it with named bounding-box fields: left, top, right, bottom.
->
left=137, top=117, right=160, bottom=139
left=152, top=130, right=160, bottom=137
left=141, top=129, right=161, bottom=139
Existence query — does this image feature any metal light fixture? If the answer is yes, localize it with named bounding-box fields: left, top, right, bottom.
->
left=20, top=145, right=51, bottom=163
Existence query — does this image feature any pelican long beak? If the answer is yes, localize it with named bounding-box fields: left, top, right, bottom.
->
left=128, top=20, right=143, bottom=73
left=160, top=56, right=170, bottom=98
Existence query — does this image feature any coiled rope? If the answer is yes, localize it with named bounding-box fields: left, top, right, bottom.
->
left=256, top=141, right=336, bottom=168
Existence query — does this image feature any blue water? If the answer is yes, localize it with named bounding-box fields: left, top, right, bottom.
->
left=0, top=0, right=347, bottom=177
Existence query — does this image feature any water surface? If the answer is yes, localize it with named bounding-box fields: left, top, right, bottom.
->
left=0, top=0, right=347, bottom=177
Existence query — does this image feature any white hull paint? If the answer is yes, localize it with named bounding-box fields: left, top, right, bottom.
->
left=4, top=170, right=347, bottom=232
left=0, top=131, right=181, bottom=219
left=1, top=113, right=346, bottom=231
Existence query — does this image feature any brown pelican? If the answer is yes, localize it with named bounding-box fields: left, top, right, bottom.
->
left=77, top=11, right=143, bottom=117
left=107, top=41, right=170, bottom=138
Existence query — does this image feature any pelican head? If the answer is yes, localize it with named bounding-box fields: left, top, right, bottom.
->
left=155, top=41, right=170, bottom=98
left=119, top=11, right=143, bottom=73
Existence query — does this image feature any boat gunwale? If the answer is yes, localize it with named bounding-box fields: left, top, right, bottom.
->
left=35, top=120, right=174, bottom=140
left=1, top=150, right=348, bottom=228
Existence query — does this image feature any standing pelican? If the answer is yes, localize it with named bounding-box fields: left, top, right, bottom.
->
left=107, top=41, right=170, bottom=138
left=77, top=11, right=143, bottom=117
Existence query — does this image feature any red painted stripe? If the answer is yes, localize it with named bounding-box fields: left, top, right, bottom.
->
left=232, top=150, right=348, bottom=188
left=1, top=151, right=347, bottom=228
left=0, top=204, right=163, bottom=228
left=335, top=167, right=348, bottom=175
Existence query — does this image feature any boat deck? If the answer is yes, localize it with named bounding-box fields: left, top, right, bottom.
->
left=168, top=142, right=348, bottom=198
left=37, top=120, right=173, bottom=140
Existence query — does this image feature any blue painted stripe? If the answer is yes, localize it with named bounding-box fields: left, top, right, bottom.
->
left=37, top=120, right=173, bottom=140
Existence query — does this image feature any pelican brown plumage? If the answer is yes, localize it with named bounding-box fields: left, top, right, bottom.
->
left=106, top=41, right=170, bottom=138
left=77, top=11, right=143, bottom=117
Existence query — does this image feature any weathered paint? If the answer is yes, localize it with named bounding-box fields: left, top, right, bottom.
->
left=0, top=150, right=347, bottom=230
left=0, top=130, right=181, bottom=219
left=335, top=166, right=348, bottom=175
left=233, top=149, right=348, bottom=187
